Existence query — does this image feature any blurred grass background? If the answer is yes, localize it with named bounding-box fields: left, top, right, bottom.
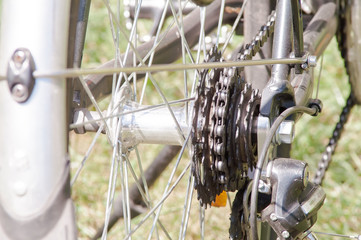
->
left=70, top=1, right=361, bottom=239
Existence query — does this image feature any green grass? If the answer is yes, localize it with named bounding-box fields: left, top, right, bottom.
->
left=70, top=1, right=361, bottom=239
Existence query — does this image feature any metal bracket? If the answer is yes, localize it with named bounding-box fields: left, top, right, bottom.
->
left=7, top=48, right=36, bottom=103
left=261, top=158, right=325, bottom=239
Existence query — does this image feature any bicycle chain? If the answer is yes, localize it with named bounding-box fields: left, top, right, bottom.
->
left=313, top=92, right=355, bottom=185
left=192, top=11, right=276, bottom=206
left=313, top=1, right=356, bottom=185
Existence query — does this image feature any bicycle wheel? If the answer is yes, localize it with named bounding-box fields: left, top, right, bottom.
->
left=69, top=0, right=354, bottom=238
left=338, top=0, right=361, bottom=104
left=0, top=0, right=342, bottom=239
left=70, top=0, right=256, bottom=239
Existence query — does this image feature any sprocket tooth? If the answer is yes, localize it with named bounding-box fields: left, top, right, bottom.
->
left=192, top=2, right=275, bottom=204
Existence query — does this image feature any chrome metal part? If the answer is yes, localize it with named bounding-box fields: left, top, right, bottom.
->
left=307, top=55, right=317, bottom=68
left=262, top=158, right=325, bottom=240
left=257, top=115, right=270, bottom=166
left=300, top=55, right=317, bottom=70
left=270, top=213, right=277, bottom=222
left=73, top=104, right=189, bottom=147
left=258, top=180, right=271, bottom=195
left=281, top=231, right=290, bottom=239
left=11, top=84, right=28, bottom=102
left=271, top=0, right=292, bottom=83
left=73, top=108, right=105, bottom=134
left=274, top=120, right=295, bottom=145
left=301, top=187, right=325, bottom=217
left=7, top=48, right=36, bottom=103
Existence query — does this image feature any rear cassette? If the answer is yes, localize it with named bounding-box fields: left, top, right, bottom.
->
left=191, top=48, right=261, bottom=206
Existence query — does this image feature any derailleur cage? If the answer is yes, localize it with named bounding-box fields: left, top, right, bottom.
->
left=261, top=158, right=326, bottom=240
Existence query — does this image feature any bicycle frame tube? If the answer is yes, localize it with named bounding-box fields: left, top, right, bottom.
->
left=0, top=0, right=76, bottom=239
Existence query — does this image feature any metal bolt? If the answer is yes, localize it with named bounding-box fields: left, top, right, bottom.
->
left=307, top=55, right=317, bottom=67
left=282, top=230, right=290, bottom=239
left=275, top=120, right=295, bottom=144
left=258, top=180, right=271, bottom=194
left=301, top=62, right=308, bottom=70
left=270, top=213, right=278, bottom=221
left=11, top=84, right=28, bottom=102
left=13, top=50, right=26, bottom=64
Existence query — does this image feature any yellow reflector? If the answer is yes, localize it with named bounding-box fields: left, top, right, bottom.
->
left=211, top=191, right=227, bottom=207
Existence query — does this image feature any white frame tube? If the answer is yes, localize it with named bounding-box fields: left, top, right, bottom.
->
left=0, top=0, right=71, bottom=219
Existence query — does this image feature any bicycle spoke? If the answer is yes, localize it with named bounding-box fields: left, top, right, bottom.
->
left=78, top=75, right=113, bottom=143
left=147, top=133, right=191, bottom=239
left=126, top=159, right=191, bottom=239
left=71, top=124, right=104, bottom=186
left=178, top=171, right=194, bottom=240
left=168, top=0, right=195, bottom=64
left=216, top=0, right=226, bottom=47
left=102, top=1, right=188, bottom=144
left=221, top=0, right=248, bottom=54
left=121, top=152, right=132, bottom=239
left=313, top=231, right=361, bottom=239
left=102, top=143, right=121, bottom=239
left=139, top=0, right=171, bottom=104
left=124, top=153, right=172, bottom=240
left=199, top=204, right=205, bottom=240
left=178, top=0, right=189, bottom=122
left=190, top=8, right=207, bottom=97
